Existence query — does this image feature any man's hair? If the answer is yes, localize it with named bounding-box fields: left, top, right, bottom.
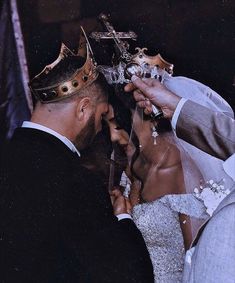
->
left=79, top=74, right=110, bottom=102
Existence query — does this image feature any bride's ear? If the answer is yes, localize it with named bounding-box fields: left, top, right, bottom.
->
left=76, top=97, right=92, bottom=121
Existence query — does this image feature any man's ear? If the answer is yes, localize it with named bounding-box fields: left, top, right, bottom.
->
left=76, top=97, right=92, bottom=121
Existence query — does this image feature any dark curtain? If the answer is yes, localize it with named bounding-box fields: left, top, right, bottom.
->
left=0, top=0, right=31, bottom=157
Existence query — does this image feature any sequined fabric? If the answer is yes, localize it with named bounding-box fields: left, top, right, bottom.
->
left=132, top=194, right=208, bottom=283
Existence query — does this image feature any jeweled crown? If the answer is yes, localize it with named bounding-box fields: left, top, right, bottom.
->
left=91, top=14, right=174, bottom=85
left=29, top=33, right=98, bottom=103
left=97, top=48, right=174, bottom=85
left=130, top=47, right=173, bottom=75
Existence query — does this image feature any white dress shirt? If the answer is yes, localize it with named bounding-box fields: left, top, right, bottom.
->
left=22, top=121, right=81, bottom=156
left=171, top=97, right=187, bottom=131
left=22, top=121, right=132, bottom=221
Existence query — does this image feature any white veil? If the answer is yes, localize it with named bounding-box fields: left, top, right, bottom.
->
left=163, top=75, right=234, bottom=189
left=164, top=76, right=233, bottom=117
left=162, top=76, right=235, bottom=236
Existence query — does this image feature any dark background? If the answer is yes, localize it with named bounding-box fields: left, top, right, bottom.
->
left=17, top=0, right=235, bottom=109
left=0, top=0, right=234, bottom=184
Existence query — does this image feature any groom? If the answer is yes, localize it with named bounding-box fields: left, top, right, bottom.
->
left=0, top=46, right=154, bottom=282
left=125, top=76, right=235, bottom=283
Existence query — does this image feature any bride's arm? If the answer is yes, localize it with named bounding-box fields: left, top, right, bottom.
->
left=177, top=158, right=193, bottom=250
left=129, top=179, right=142, bottom=207
left=179, top=214, right=192, bottom=250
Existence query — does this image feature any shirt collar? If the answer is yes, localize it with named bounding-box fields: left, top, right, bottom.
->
left=22, top=121, right=80, bottom=157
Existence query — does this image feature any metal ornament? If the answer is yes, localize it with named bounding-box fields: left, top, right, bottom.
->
left=90, top=13, right=137, bottom=62
left=29, top=28, right=98, bottom=103
left=151, top=125, right=159, bottom=145
left=91, top=14, right=174, bottom=120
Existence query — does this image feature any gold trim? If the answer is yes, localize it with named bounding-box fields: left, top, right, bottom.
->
left=131, top=48, right=174, bottom=74
left=29, top=44, right=98, bottom=103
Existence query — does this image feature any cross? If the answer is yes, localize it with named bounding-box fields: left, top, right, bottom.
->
left=90, top=13, right=137, bottom=62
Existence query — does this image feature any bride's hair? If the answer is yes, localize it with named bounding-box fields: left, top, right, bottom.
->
left=108, top=88, right=133, bottom=135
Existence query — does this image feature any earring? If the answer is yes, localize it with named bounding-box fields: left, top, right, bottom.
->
left=151, top=125, right=159, bottom=145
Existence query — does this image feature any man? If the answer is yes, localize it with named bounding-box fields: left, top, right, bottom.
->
left=0, top=46, right=154, bottom=282
left=125, top=76, right=235, bottom=283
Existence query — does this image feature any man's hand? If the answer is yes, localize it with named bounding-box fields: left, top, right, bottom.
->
left=124, top=76, right=181, bottom=119
left=110, top=189, right=130, bottom=215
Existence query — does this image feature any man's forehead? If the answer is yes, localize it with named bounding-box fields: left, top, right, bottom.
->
left=98, top=96, right=108, bottom=103
left=96, top=92, right=108, bottom=104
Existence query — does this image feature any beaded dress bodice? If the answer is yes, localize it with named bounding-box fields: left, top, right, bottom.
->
left=132, top=194, right=208, bottom=283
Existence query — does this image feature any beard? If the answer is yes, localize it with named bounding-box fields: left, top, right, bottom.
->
left=74, top=113, right=96, bottom=150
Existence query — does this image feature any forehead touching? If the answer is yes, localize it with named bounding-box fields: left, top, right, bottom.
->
left=107, top=94, right=132, bottom=134
left=105, top=105, right=115, bottom=121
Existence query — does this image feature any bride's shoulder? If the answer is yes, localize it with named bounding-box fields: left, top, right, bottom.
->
left=159, top=194, right=209, bottom=219
left=159, top=193, right=193, bottom=206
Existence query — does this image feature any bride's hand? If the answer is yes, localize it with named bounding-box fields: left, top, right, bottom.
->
left=110, top=188, right=130, bottom=215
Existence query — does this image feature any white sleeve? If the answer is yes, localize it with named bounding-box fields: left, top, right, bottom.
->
left=160, top=194, right=209, bottom=219
left=116, top=213, right=133, bottom=221
left=171, top=98, right=188, bottom=130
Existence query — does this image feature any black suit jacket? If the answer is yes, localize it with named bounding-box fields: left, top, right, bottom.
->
left=0, top=128, right=154, bottom=283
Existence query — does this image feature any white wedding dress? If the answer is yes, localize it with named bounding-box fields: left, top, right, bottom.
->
left=132, top=194, right=208, bottom=283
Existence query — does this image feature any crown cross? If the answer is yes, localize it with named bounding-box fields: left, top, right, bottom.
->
left=90, top=31, right=137, bottom=41
left=90, top=13, right=137, bottom=62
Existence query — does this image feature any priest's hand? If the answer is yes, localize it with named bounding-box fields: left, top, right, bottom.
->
left=124, top=76, right=181, bottom=119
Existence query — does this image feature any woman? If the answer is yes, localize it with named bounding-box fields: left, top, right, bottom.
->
left=105, top=76, right=234, bottom=283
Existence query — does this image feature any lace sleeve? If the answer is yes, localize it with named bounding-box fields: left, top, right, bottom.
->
left=159, top=194, right=209, bottom=219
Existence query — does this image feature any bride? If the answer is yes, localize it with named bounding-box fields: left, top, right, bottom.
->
left=105, top=75, right=234, bottom=283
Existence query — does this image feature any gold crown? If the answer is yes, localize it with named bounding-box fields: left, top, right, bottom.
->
left=98, top=47, right=174, bottom=85
left=124, top=47, right=174, bottom=79
left=131, top=47, right=173, bottom=74
left=90, top=14, right=173, bottom=84
left=29, top=40, right=98, bottom=103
